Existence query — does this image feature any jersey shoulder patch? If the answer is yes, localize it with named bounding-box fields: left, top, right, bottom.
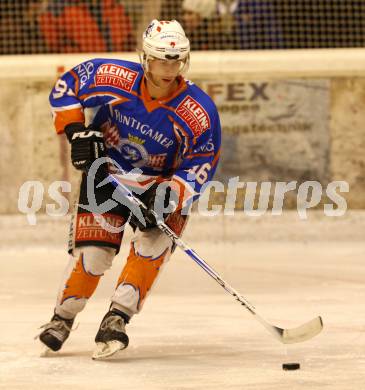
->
left=175, top=95, right=211, bottom=137
left=93, top=59, right=142, bottom=93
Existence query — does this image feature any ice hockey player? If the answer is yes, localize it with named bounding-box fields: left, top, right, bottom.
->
left=37, top=19, right=221, bottom=359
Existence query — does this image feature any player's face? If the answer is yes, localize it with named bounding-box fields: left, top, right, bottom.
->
left=148, top=58, right=183, bottom=89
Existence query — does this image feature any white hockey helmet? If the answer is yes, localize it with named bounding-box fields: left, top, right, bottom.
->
left=143, top=19, right=190, bottom=60
left=141, top=19, right=190, bottom=74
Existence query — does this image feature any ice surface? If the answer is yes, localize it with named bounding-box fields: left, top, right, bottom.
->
left=0, top=212, right=364, bottom=389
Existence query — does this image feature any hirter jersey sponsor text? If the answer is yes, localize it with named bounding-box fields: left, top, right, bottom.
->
left=176, top=96, right=211, bottom=136
left=95, top=64, right=138, bottom=92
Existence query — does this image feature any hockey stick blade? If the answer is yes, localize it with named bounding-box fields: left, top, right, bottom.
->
left=251, top=307, right=323, bottom=344
left=260, top=315, right=323, bottom=344
left=281, top=316, right=323, bottom=344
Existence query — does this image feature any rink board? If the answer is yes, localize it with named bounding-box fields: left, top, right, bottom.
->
left=1, top=50, right=365, bottom=212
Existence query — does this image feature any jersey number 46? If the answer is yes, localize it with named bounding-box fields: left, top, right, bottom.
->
left=187, top=163, right=211, bottom=185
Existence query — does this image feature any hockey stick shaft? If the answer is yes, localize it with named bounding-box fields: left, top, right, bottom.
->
left=106, top=172, right=322, bottom=344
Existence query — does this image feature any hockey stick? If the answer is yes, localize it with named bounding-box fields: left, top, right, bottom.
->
left=106, top=172, right=323, bottom=344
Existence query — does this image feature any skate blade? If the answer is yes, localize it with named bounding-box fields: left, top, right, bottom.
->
left=40, top=346, right=58, bottom=358
left=92, top=341, right=126, bottom=360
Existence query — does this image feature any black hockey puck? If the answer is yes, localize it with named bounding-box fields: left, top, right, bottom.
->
left=282, top=363, right=300, bottom=370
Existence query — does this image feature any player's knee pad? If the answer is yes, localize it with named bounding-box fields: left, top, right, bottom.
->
left=74, top=246, right=116, bottom=276
left=133, top=227, right=172, bottom=260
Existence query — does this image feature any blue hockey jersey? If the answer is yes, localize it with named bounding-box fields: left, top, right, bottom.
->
left=50, top=58, right=221, bottom=207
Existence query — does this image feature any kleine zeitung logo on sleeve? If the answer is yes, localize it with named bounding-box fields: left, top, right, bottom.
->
left=176, top=96, right=211, bottom=136
left=95, top=64, right=138, bottom=92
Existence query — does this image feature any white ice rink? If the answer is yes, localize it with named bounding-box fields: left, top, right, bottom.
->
left=0, top=212, right=364, bottom=390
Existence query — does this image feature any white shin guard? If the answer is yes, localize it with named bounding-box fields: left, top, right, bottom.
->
left=55, top=246, right=116, bottom=319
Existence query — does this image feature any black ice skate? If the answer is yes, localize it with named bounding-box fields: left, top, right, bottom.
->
left=37, top=313, right=74, bottom=352
left=92, top=309, right=129, bottom=360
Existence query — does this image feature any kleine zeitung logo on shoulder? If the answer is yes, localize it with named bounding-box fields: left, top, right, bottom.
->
left=176, top=96, right=210, bottom=137
left=95, top=64, right=138, bottom=92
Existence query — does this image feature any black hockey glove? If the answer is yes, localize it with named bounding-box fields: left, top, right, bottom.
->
left=130, top=183, right=177, bottom=231
left=64, top=123, right=106, bottom=171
